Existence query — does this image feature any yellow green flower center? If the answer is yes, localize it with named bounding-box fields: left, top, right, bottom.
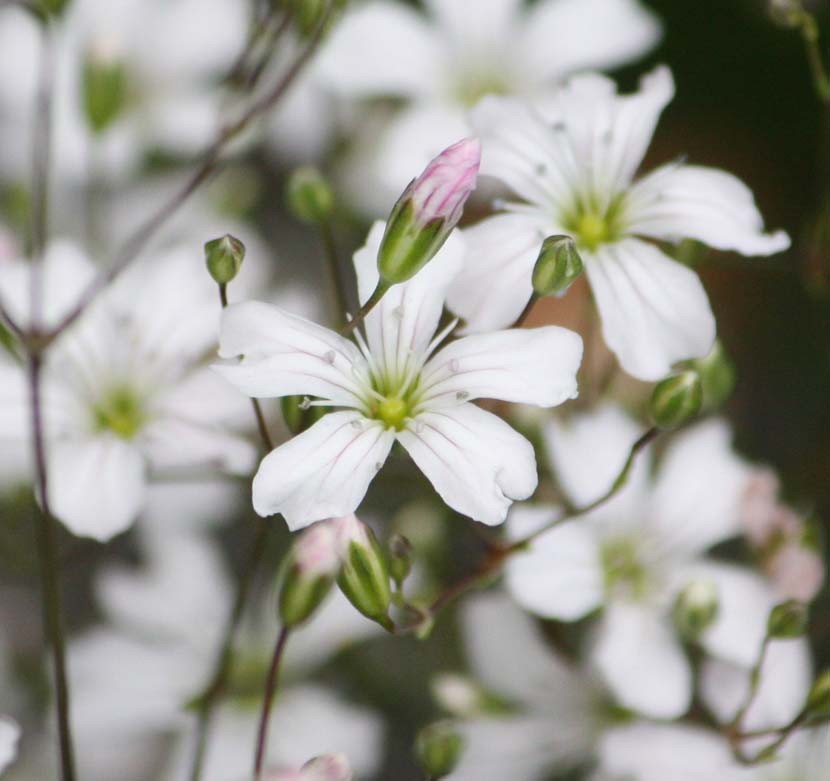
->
left=93, top=387, right=145, bottom=439
left=601, top=537, right=649, bottom=600
left=454, top=69, right=510, bottom=108
left=375, top=396, right=410, bottom=431
left=563, top=195, right=626, bottom=252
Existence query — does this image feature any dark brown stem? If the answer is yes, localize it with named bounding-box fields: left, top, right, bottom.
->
left=253, top=626, right=291, bottom=778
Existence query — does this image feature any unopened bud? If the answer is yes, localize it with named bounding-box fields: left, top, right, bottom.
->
left=388, top=533, right=413, bottom=589
left=279, top=522, right=340, bottom=628
left=334, top=515, right=393, bottom=630
left=688, top=341, right=736, bottom=411
left=82, top=39, right=128, bottom=134
left=650, top=370, right=703, bottom=429
left=205, top=234, right=245, bottom=285
left=805, top=670, right=830, bottom=719
left=767, top=599, right=808, bottom=639
left=673, top=580, right=719, bottom=639
left=378, top=138, right=480, bottom=285
left=286, top=167, right=334, bottom=225
left=531, top=235, right=583, bottom=297
left=415, top=721, right=465, bottom=779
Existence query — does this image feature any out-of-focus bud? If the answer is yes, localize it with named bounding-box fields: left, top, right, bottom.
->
left=415, top=721, right=465, bottom=779
left=82, top=38, right=128, bottom=134
left=387, top=533, right=413, bottom=589
left=769, top=0, right=804, bottom=27
left=650, top=370, right=703, bottom=429
left=805, top=670, right=830, bottom=719
left=286, top=167, right=334, bottom=225
left=767, top=599, right=809, bottom=639
left=673, top=580, right=719, bottom=640
left=431, top=674, right=487, bottom=718
left=768, top=543, right=825, bottom=603
left=531, top=235, right=584, bottom=298
left=281, top=395, right=329, bottom=435
left=333, top=515, right=393, bottom=630
left=278, top=522, right=340, bottom=628
left=688, top=341, right=736, bottom=411
left=205, top=234, right=246, bottom=285
left=378, top=138, right=480, bottom=286
left=301, top=753, right=353, bottom=781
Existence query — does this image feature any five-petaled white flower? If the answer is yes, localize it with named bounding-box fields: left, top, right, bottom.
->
left=505, top=405, right=778, bottom=719
left=448, top=66, right=791, bottom=380
left=214, top=222, right=583, bottom=529
left=316, top=0, right=661, bottom=213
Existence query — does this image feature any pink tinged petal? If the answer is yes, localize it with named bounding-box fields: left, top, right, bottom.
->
left=648, top=420, right=752, bottom=557
left=315, top=2, right=445, bottom=98
left=519, top=0, right=662, bottom=82
left=47, top=435, right=146, bottom=541
left=0, top=716, right=20, bottom=773
left=586, top=237, right=716, bottom=381
left=505, top=515, right=604, bottom=621
left=447, top=213, right=551, bottom=333
left=215, top=301, right=368, bottom=407
left=352, top=221, right=464, bottom=379
left=593, top=603, right=692, bottom=719
left=626, top=164, right=791, bottom=256
left=251, top=411, right=395, bottom=530
left=397, top=404, right=536, bottom=525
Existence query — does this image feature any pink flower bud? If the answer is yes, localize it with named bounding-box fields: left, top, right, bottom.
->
left=767, top=543, right=825, bottom=603
left=740, top=468, right=783, bottom=547
left=295, top=522, right=340, bottom=577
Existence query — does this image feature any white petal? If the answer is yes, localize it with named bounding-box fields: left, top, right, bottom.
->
left=505, top=513, right=604, bottom=621
left=519, top=0, right=662, bottom=81
left=419, top=326, right=582, bottom=409
left=215, top=301, right=368, bottom=408
left=251, top=411, right=395, bottom=529
left=425, top=0, right=523, bottom=49
left=586, top=238, right=716, bottom=380
left=316, top=2, right=443, bottom=98
left=0, top=716, right=20, bottom=773
left=598, top=722, right=744, bottom=781
left=48, top=435, right=146, bottom=541
left=626, top=164, right=791, bottom=256
left=593, top=603, right=692, bottom=718
left=397, top=404, right=536, bottom=525
left=352, top=221, right=464, bottom=380
left=446, top=212, right=551, bottom=333
left=648, top=420, right=752, bottom=556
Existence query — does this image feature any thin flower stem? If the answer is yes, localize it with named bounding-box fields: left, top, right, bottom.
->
left=320, top=220, right=350, bottom=327
left=340, top=281, right=390, bottom=337
left=254, top=626, right=291, bottom=778
left=47, top=1, right=336, bottom=341
left=797, top=12, right=830, bottom=104
left=28, top=356, right=76, bottom=781
left=728, top=635, right=772, bottom=732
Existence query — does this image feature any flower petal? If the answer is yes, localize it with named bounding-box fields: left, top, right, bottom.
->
left=519, top=0, right=662, bottom=82
left=593, top=603, right=692, bottom=718
left=0, top=716, right=20, bottom=774
left=397, top=404, right=536, bottom=525
left=424, top=0, right=523, bottom=49
left=446, top=212, right=550, bottom=333
left=626, top=164, right=791, bottom=256
left=352, top=221, right=464, bottom=380
left=251, top=411, right=394, bottom=529
left=215, top=301, right=368, bottom=408
left=48, top=435, right=146, bottom=541
left=419, top=326, right=582, bottom=408
left=586, top=237, right=716, bottom=380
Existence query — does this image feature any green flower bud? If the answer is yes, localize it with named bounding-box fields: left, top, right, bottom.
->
left=805, top=670, right=830, bottom=719
left=531, top=235, right=584, bottom=297
left=378, top=138, right=480, bottom=286
left=415, top=721, right=465, bottom=779
left=689, top=341, right=736, bottom=411
left=388, top=533, right=413, bottom=589
left=650, top=370, right=703, bottom=429
left=204, top=234, right=245, bottom=286
left=673, top=579, right=719, bottom=640
left=82, top=40, right=128, bottom=134
left=286, top=166, right=334, bottom=225
left=278, top=522, right=340, bottom=628
left=767, top=600, right=808, bottom=639
left=334, top=515, right=393, bottom=630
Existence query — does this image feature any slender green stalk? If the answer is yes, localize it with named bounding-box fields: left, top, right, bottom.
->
left=340, top=281, right=390, bottom=337
left=253, top=626, right=291, bottom=777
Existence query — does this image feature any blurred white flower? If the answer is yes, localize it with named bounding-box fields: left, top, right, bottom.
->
left=0, top=717, right=20, bottom=775
left=215, top=221, right=582, bottom=528
left=0, top=241, right=256, bottom=540
left=504, top=405, right=771, bottom=719
left=446, top=592, right=603, bottom=781
left=261, top=754, right=352, bottom=781
left=448, top=66, right=790, bottom=380
left=316, top=0, right=661, bottom=213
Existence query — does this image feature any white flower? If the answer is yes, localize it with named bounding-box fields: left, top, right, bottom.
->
left=0, top=717, right=20, bottom=775
left=504, top=405, right=770, bottom=718
left=446, top=592, right=603, bottom=781
left=316, top=0, right=661, bottom=213
left=448, top=66, right=790, bottom=380
left=215, top=222, right=583, bottom=529
left=0, top=241, right=256, bottom=540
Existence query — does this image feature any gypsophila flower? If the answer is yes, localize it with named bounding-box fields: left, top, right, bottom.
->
left=448, top=66, right=790, bottom=380
left=214, top=223, right=583, bottom=529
